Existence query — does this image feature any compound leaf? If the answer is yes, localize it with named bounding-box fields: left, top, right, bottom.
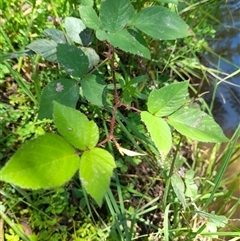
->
left=0, top=134, right=79, bottom=189
left=80, top=148, right=116, bottom=206
left=53, top=102, right=99, bottom=150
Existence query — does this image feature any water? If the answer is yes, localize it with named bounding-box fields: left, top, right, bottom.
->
left=202, top=0, right=240, bottom=137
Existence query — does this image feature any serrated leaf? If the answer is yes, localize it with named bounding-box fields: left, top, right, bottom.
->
left=147, top=81, right=189, bottom=116
left=141, top=111, right=172, bottom=157
left=0, top=134, right=79, bottom=189
left=81, top=75, right=106, bottom=106
left=167, top=108, right=229, bottom=142
left=131, top=6, right=191, bottom=40
left=171, top=173, right=186, bottom=209
left=38, top=79, right=79, bottom=120
left=80, top=148, right=116, bottom=206
left=96, top=29, right=108, bottom=41
left=81, top=47, right=100, bottom=69
left=79, top=6, right=101, bottom=30
left=53, top=102, right=99, bottom=150
left=65, top=17, right=86, bottom=44
left=100, top=0, right=135, bottom=32
left=185, top=169, right=198, bottom=198
left=56, top=44, right=89, bottom=77
left=106, top=29, right=150, bottom=59
left=43, top=29, right=67, bottom=44
left=27, top=39, right=57, bottom=62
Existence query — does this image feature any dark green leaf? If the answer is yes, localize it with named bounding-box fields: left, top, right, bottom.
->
left=27, top=39, right=57, bottom=62
left=56, top=44, right=89, bottom=77
left=80, top=148, right=116, bottom=206
left=167, top=107, right=229, bottom=142
left=107, top=29, right=150, bottom=59
left=141, top=111, right=172, bottom=157
left=100, top=0, right=135, bottom=32
left=131, top=6, right=191, bottom=40
left=147, top=81, right=189, bottom=116
left=38, top=79, right=79, bottom=120
left=0, top=134, right=79, bottom=189
left=53, top=102, right=99, bottom=150
left=81, top=75, right=106, bottom=106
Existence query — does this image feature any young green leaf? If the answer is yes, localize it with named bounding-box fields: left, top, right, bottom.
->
left=106, top=29, right=150, bottom=59
left=147, top=81, right=189, bottom=116
left=0, top=134, right=79, bottom=189
left=100, top=0, right=135, bottom=32
left=141, top=111, right=172, bottom=157
left=64, top=17, right=86, bottom=44
left=81, top=75, right=107, bottom=106
left=56, top=44, right=89, bottom=77
left=53, top=102, right=99, bottom=150
left=130, top=6, right=191, bottom=40
left=185, top=169, right=198, bottom=198
left=171, top=173, right=186, bottom=209
left=38, top=79, right=79, bottom=120
left=27, top=39, right=57, bottom=62
left=167, top=107, right=229, bottom=142
left=79, top=6, right=101, bottom=30
left=79, top=148, right=116, bottom=206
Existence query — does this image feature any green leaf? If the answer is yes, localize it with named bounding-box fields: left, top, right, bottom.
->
left=81, top=75, right=106, bottom=106
left=79, top=6, right=101, bottom=30
left=106, top=29, right=150, bottom=59
left=79, top=0, right=93, bottom=6
left=156, top=0, right=178, bottom=3
left=147, top=81, right=189, bottom=116
left=53, top=102, right=99, bottom=150
left=96, top=29, right=108, bottom=41
left=185, top=169, right=198, bottom=198
left=0, top=134, right=79, bottom=189
left=38, top=79, right=79, bottom=120
left=56, top=44, right=89, bottom=77
left=171, top=173, right=186, bottom=209
left=27, top=39, right=57, bottom=62
left=131, top=6, right=191, bottom=40
left=79, top=148, right=116, bottom=206
left=81, top=47, right=100, bottom=69
left=43, top=29, right=67, bottom=44
left=167, top=107, right=229, bottom=142
left=64, top=17, right=86, bottom=44
left=141, top=111, right=172, bottom=157
left=100, top=0, right=135, bottom=32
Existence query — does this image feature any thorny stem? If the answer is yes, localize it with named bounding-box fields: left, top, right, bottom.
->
left=98, top=45, right=120, bottom=147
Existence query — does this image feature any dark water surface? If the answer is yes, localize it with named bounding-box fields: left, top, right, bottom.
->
left=203, top=0, right=240, bottom=137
